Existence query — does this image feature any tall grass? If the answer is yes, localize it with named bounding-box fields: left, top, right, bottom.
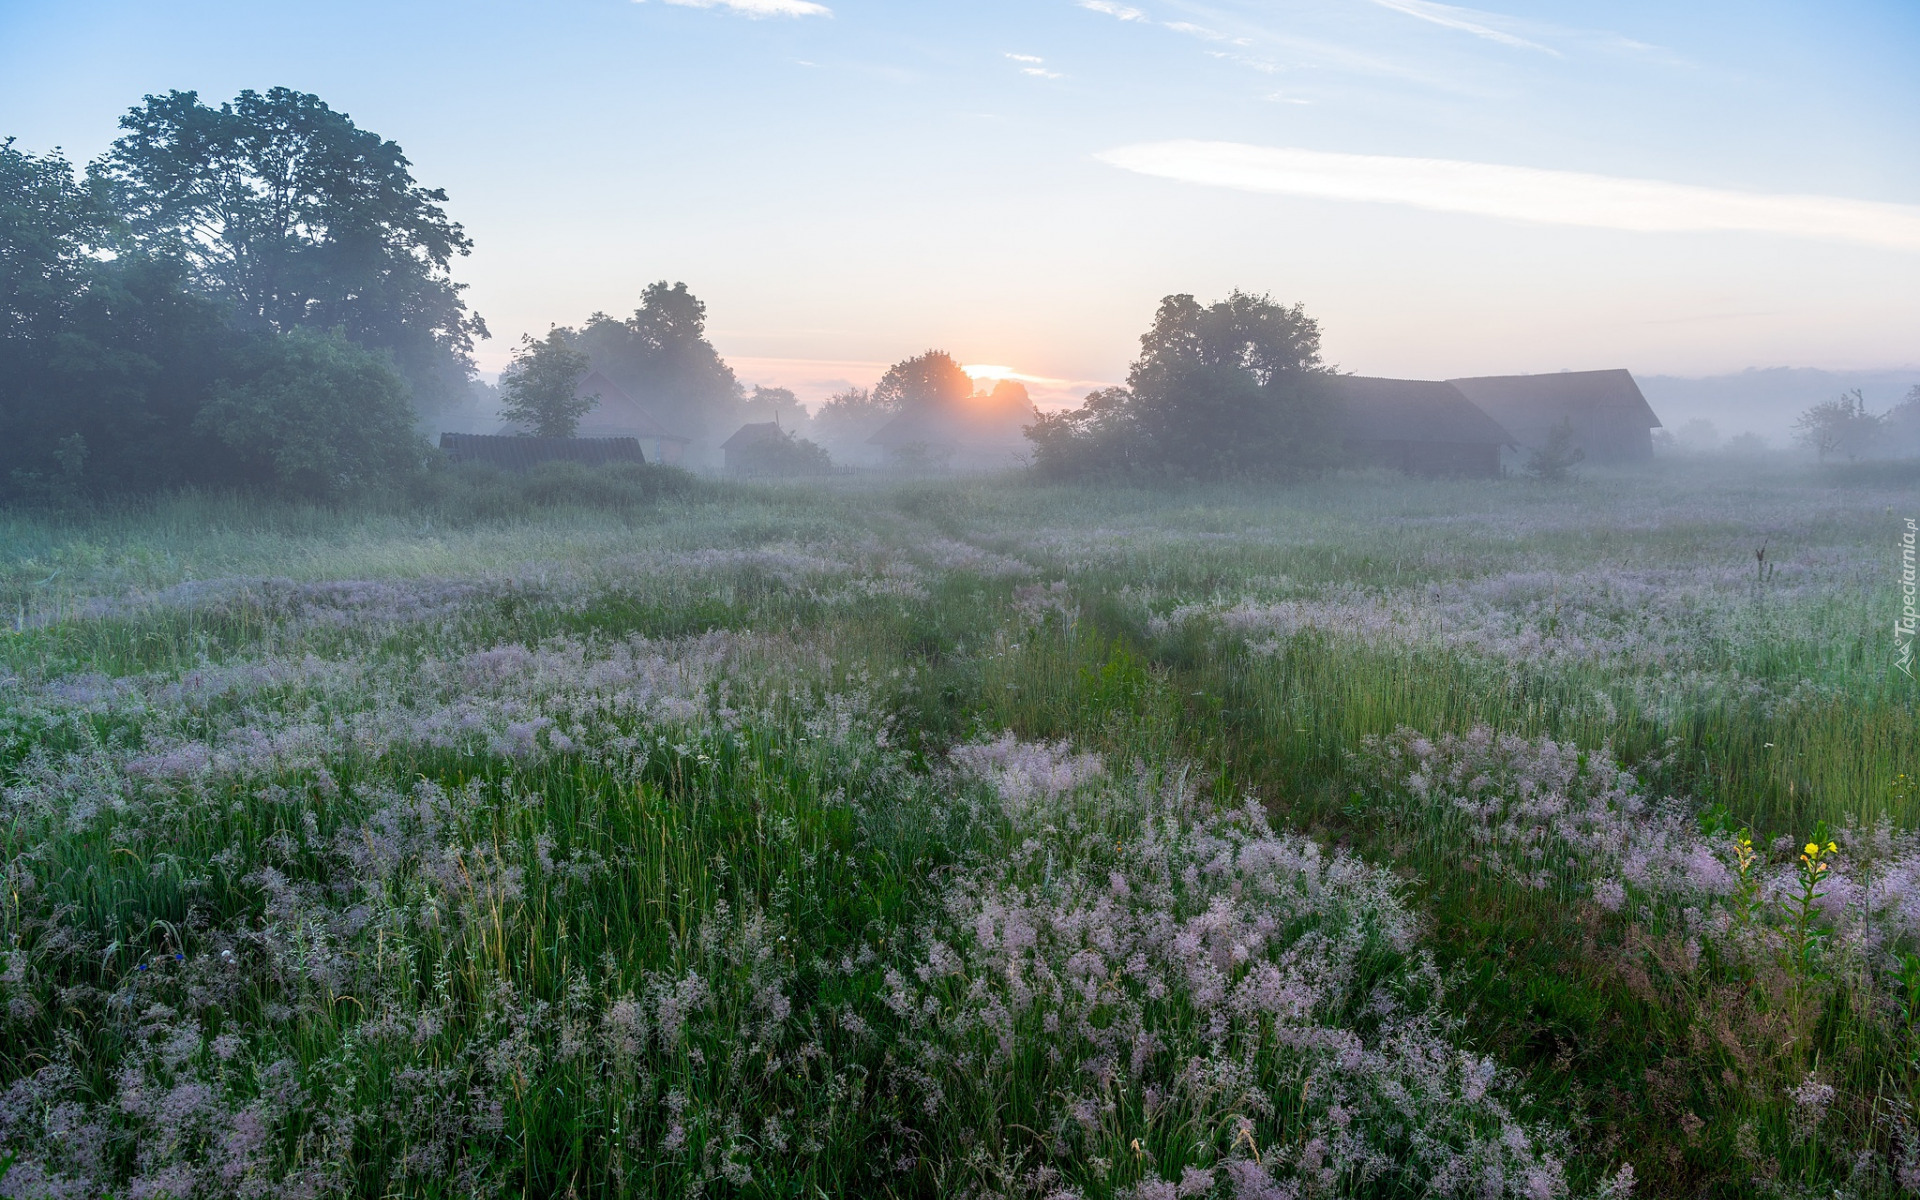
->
left=0, top=460, right=1914, bottom=1197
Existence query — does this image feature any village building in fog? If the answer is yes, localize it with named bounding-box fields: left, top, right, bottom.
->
left=1331, top=369, right=1664, bottom=477
left=1332, top=376, right=1516, bottom=478
left=1447, top=369, right=1663, bottom=465
left=439, top=433, right=647, bottom=470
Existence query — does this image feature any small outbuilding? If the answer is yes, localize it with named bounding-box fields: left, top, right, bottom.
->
left=719, top=421, right=787, bottom=473
left=440, top=433, right=645, bottom=470
left=719, top=420, right=834, bottom=476
left=1331, top=376, right=1515, bottom=477
left=722, top=421, right=786, bottom=472
left=1446, top=369, right=1662, bottom=464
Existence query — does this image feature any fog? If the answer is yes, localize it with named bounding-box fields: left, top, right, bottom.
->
left=4, top=6, right=1920, bottom=1194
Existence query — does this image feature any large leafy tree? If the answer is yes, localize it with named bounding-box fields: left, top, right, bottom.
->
left=873, top=350, right=972, bottom=413
left=1, top=128, right=435, bottom=500
left=500, top=329, right=596, bottom=437
left=1, top=140, right=242, bottom=496
left=1, top=140, right=112, bottom=339
left=98, top=88, right=486, bottom=411
left=1028, top=290, right=1337, bottom=479
left=573, top=281, right=739, bottom=441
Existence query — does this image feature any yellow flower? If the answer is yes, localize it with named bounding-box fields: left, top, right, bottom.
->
left=1804, top=843, right=1818, bottom=856
left=1826, top=842, right=1837, bottom=853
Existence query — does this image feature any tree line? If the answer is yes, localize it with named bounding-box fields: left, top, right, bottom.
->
left=1792, top=388, right=1920, bottom=463
left=25, top=84, right=1799, bottom=499
left=0, top=84, right=1361, bottom=497
left=2, top=89, right=483, bottom=499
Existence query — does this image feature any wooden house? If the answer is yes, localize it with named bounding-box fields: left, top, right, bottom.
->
left=1331, top=376, right=1515, bottom=477
left=1446, top=369, right=1662, bottom=464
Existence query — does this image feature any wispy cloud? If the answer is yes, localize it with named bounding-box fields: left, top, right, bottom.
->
left=1092, top=2, right=1497, bottom=94
left=1207, top=50, right=1281, bottom=74
left=1078, top=0, right=1148, bottom=21
left=658, top=0, right=831, bottom=16
left=1367, top=0, right=1557, bottom=54
left=1005, top=52, right=1064, bottom=78
left=1096, top=141, right=1920, bottom=251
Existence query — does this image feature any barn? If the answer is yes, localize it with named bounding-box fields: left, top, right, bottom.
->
left=1331, top=376, right=1515, bottom=477
left=440, top=433, right=645, bottom=470
left=1446, top=370, right=1662, bottom=464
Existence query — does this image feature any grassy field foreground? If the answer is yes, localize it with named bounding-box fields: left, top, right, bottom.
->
left=0, top=461, right=1915, bottom=1198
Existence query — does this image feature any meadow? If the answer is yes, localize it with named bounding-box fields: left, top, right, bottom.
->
left=0, top=458, right=1914, bottom=1198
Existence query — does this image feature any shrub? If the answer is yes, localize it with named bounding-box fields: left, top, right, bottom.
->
left=195, top=327, right=428, bottom=498
left=1522, top=418, right=1584, bottom=482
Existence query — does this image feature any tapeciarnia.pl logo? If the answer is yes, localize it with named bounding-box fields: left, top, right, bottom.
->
left=1899, top=517, right=1917, bottom=679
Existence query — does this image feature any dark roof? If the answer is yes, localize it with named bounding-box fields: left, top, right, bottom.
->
left=1446, top=370, right=1662, bottom=436
left=440, top=433, right=646, bottom=470
left=721, top=421, right=788, bottom=450
left=1330, top=376, right=1516, bottom=445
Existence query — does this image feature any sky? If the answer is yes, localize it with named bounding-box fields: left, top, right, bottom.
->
left=3, top=0, right=1917, bottom=409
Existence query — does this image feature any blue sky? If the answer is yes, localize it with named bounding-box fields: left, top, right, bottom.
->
left=3, top=0, right=1916, bottom=406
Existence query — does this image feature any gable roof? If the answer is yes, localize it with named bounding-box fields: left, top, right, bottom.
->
left=1330, top=376, right=1516, bottom=445
left=1445, top=369, right=1661, bottom=435
left=721, top=421, right=788, bottom=450
left=440, top=433, right=646, bottom=470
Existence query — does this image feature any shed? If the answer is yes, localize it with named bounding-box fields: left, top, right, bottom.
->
left=721, top=421, right=789, bottom=473
left=1446, top=370, right=1662, bottom=463
left=1331, top=376, right=1515, bottom=477
left=440, top=433, right=646, bottom=470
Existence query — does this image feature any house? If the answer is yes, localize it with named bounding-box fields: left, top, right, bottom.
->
left=496, top=370, right=692, bottom=465
left=722, top=421, right=786, bottom=473
left=440, top=433, right=645, bottom=470
left=1446, top=369, right=1662, bottom=464
left=866, top=381, right=1037, bottom=471
left=717, top=421, right=795, bottom=474
left=1331, top=376, right=1515, bottom=477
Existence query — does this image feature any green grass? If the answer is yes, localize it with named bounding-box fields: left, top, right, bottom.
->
left=0, top=461, right=1915, bottom=1197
